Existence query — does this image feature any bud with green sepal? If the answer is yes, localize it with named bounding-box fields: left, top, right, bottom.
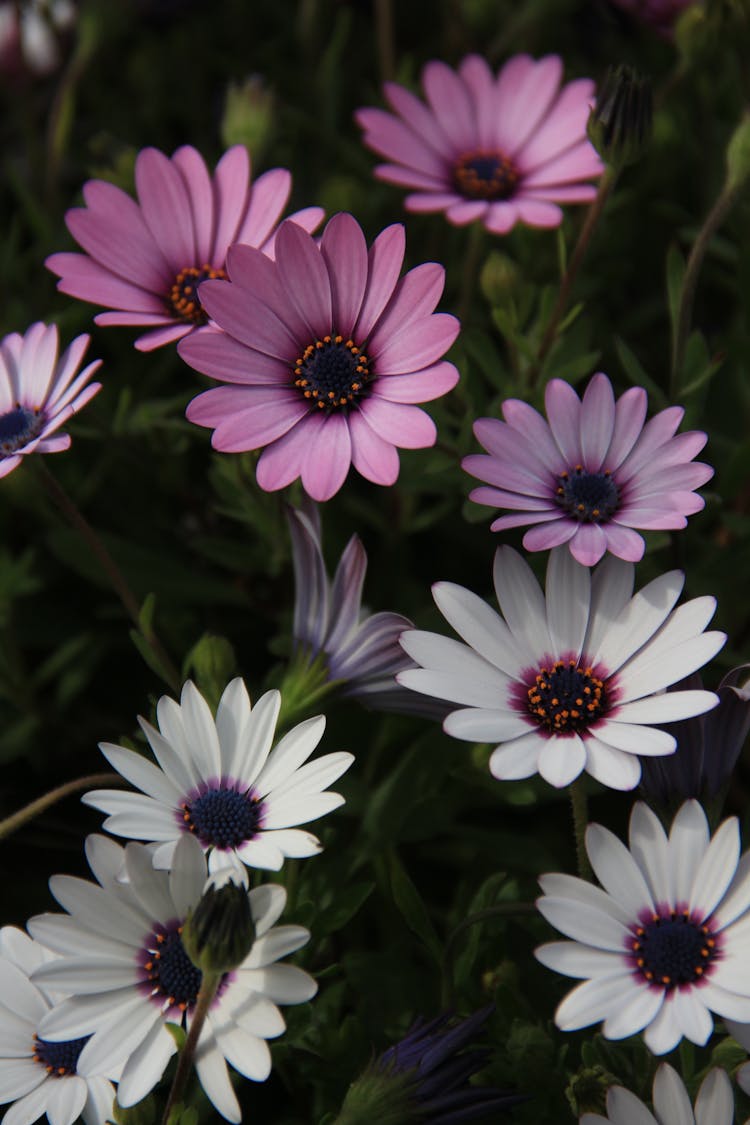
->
left=587, top=65, right=653, bottom=171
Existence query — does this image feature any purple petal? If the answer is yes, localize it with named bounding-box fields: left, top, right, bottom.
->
left=356, top=107, right=447, bottom=178
left=288, top=508, right=329, bottom=651
left=198, top=279, right=299, bottom=359
left=601, top=524, right=645, bottom=562
left=372, top=314, right=459, bottom=376
left=348, top=409, right=400, bottom=485
left=490, top=510, right=561, bottom=531
left=580, top=373, right=616, bottom=471
left=233, top=167, right=292, bottom=250
left=135, top=147, right=196, bottom=270
left=225, top=242, right=310, bottom=342
left=360, top=397, right=436, bottom=449
left=568, top=523, right=608, bottom=566
left=135, top=324, right=192, bottom=351
left=521, top=518, right=577, bottom=551
left=497, top=55, right=563, bottom=156
left=404, top=191, right=464, bottom=214
left=523, top=140, right=603, bottom=188
left=320, top=213, right=368, bottom=339
left=421, top=60, right=477, bottom=151
left=263, top=204, right=325, bottom=257
left=255, top=423, right=308, bottom=492
left=95, top=311, right=173, bottom=327
left=446, top=200, right=490, bottom=224
left=515, top=200, right=563, bottom=228
left=484, top=201, right=518, bottom=233
left=544, top=379, right=583, bottom=465
left=368, top=263, right=446, bottom=353
left=472, top=418, right=560, bottom=483
left=458, top=54, right=497, bottom=149
left=605, top=386, right=648, bottom=469
left=210, top=390, right=308, bottom=452
left=515, top=78, right=597, bottom=169
left=327, top=534, right=367, bottom=652
left=65, top=194, right=170, bottom=293
left=178, top=325, right=287, bottom=384
left=46, top=253, right=166, bottom=313
left=211, top=145, right=251, bottom=265
left=354, top=224, right=405, bottom=342
left=300, top=412, right=352, bottom=501
left=523, top=184, right=597, bottom=203
left=381, top=81, right=452, bottom=154
left=275, top=221, right=332, bottom=340
left=502, top=398, right=564, bottom=469
left=173, top=146, right=214, bottom=265
left=372, top=361, right=459, bottom=404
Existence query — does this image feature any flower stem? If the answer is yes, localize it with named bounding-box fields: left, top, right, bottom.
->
left=569, top=780, right=592, bottom=881
left=373, top=0, right=395, bottom=83
left=0, top=772, right=123, bottom=840
left=33, top=459, right=181, bottom=693
left=161, top=971, right=221, bottom=1125
left=529, top=166, right=617, bottom=386
left=457, top=221, right=485, bottom=326
left=670, top=180, right=742, bottom=399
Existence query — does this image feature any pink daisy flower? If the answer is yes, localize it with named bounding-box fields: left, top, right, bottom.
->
left=46, top=144, right=324, bottom=352
left=0, top=321, right=101, bottom=479
left=463, top=373, right=713, bottom=567
left=355, top=54, right=603, bottom=234
left=178, top=212, right=460, bottom=502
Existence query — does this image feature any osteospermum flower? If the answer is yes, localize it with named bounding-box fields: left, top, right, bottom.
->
left=82, top=678, right=353, bottom=875
left=46, top=144, right=324, bottom=351
left=0, top=322, right=101, bottom=479
left=29, top=834, right=317, bottom=1124
left=0, top=926, right=119, bottom=1125
left=536, top=800, right=750, bottom=1054
left=178, top=212, right=459, bottom=501
left=463, top=374, right=713, bottom=567
left=580, top=1064, right=738, bottom=1125
left=355, top=54, right=602, bottom=233
left=398, top=547, right=724, bottom=791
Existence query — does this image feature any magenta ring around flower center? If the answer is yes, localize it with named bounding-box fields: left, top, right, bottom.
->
left=625, top=905, right=723, bottom=991
left=510, top=652, right=619, bottom=738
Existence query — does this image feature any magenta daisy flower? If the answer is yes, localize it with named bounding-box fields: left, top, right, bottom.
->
left=463, top=373, right=713, bottom=567
left=0, top=321, right=101, bottom=479
left=355, top=54, right=603, bottom=234
left=46, top=144, right=324, bottom=352
left=178, top=212, right=460, bottom=502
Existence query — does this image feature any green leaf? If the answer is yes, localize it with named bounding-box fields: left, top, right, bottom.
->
left=614, top=337, right=668, bottom=408
left=387, top=851, right=442, bottom=964
left=317, top=881, right=374, bottom=936
left=666, top=242, right=686, bottom=354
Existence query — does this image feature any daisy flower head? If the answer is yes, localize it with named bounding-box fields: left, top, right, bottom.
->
left=398, top=546, right=724, bottom=791
left=0, top=322, right=101, bottom=480
left=178, top=212, right=460, bottom=501
left=580, top=1063, right=738, bottom=1125
left=355, top=54, right=603, bottom=234
left=536, top=800, right=750, bottom=1055
left=463, top=374, right=713, bottom=567
left=0, top=925, right=119, bottom=1125
left=82, top=678, right=354, bottom=876
left=46, top=144, right=324, bottom=352
left=29, top=834, right=317, bottom=1123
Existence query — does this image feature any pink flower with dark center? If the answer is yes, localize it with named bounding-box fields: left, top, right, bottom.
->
left=463, top=373, right=713, bottom=567
left=0, top=321, right=101, bottom=479
left=46, top=144, right=324, bottom=352
left=178, top=212, right=460, bottom=502
left=356, top=54, right=603, bottom=234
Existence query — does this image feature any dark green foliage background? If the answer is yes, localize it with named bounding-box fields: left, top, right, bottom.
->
left=2, top=0, right=750, bottom=1120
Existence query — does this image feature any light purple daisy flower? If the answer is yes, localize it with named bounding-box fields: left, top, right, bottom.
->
left=356, top=54, right=603, bottom=234
left=178, top=212, right=460, bottom=502
left=463, top=373, right=713, bottom=567
left=46, top=144, right=324, bottom=352
left=0, top=321, right=101, bottom=479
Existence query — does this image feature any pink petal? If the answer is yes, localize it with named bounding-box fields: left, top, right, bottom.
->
left=605, top=386, right=648, bottom=469
left=354, top=224, right=405, bottom=341
left=225, top=243, right=310, bottom=342
left=300, top=412, right=352, bottom=501
left=522, top=184, right=597, bottom=203
left=135, top=147, right=195, bottom=270
left=569, top=522, right=608, bottom=566
left=373, top=314, right=459, bottom=376
left=357, top=107, right=447, bottom=178
left=404, top=191, right=462, bottom=213
left=173, top=146, right=214, bottom=265
left=134, top=323, right=194, bottom=351
left=514, top=200, right=563, bottom=228
left=497, top=55, right=563, bottom=156
left=502, top=398, right=564, bottom=469
left=446, top=200, right=489, bottom=224
left=360, top=397, right=436, bottom=449
left=46, top=253, right=166, bottom=313
left=484, top=202, right=518, bottom=233
left=544, top=379, right=583, bottom=465
left=580, top=373, right=616, bottom=471
left=21, top=323, right=57, bottom=401
left=522, top=519, right=577, bottom=550
left=348, top=409, right=400, bottom=485
left=372, top=361, right=459, bottom=403
left=199, top=279, right=298, bottom=359
left=178, top=326, right=287, bottom=384
left=601, top=524, right=645, bottom=562
left=515, top=78, right=597, bottom=170
left=463, top=455, right=555, bottom=497
left=472, top=418, right=560, bottom=483
left=211, top=391, right=308, bottom=452
left=492, top=54, right=536, bottom=146
left=523, top=140, right=603, bottom=188
left=233, top=167, right=292, bottom=250
left=275, top=221, right=332, bottom=340
left=65, top=197, right=170, bottom=293
left=211, top=146, right=251, bottom=266
left=613, top=508, right=689, bottom=530
left=368, top=262, right=446, bottom=354
left=381, top=81, right=453, bottom=154
left=371, top=164, right=447, bottom=191
left=421, top=60, right=477, bottom=151
left=458, top=54, right=497, bottom=149
left=490, top=510, right=561, bottom=531
left=255, top=421, right=307, bottom=491
left=186, top=385, right=255, bottom=428
left=320, top=213, right=368, bottom=339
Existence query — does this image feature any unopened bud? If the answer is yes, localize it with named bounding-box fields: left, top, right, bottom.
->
left=110, top=1093, right=157, bottom=1125
left=565, top=1066, right=617, bottom=1117
left=182, top=880, right=256, bottom=974
left=221, top=76, right=275, bottom=160
left=726, top=113, right=750, bottom=191
left=587, top=65, right=653, bottom=170
left=480, top=251, right=520, bottom=307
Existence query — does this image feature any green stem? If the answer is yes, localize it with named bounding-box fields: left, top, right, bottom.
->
left=457, top=222, right=485, bottom=326
left=569, top=779, right=592, bottom=881
left=670, top=180, right=742, bottom=399
left=0, top=772, right=123, bottom=840
left=160, top=971, right=221, bottom=1125
left=529, top=166, right=618, bottom=386
left=44, top=12, right=98, bottom=206
left=373, top=0, right=395, bottom=83
left=33, top=460, right=181, bottom=693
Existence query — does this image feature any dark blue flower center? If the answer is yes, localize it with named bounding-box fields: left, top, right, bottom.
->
left=168, top=264, right=227, bottom=324
left=182, top=786, right=262, bottom=849
left=527, top=660, right=608, bottom=734
left=0, top=406, right=42, bottom=454
left=453, top=149, right=519, bottom=201
left=555, top=466, right=620, bottom=523
left=143, top=923, right=203, bottom=1011
left=293, top=334, right=371, bottom=411
left=33, top=1033, right=90, bottom=1076
left=631, top=911, right=717, bottom=989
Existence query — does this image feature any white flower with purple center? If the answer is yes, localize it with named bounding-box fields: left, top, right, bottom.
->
left=82, top=678, right=354, bottom=875
left=536, top=801, right=750, bottom=1055
left=462, top=374, right=713, bottom=566
left=29, top=834, right=317, bottom=1123
left=581, top=1063, right=739, bottom=1125
left=0, top=926, right=119, bottom=1125
left=398, top=546, right=724, bottom=791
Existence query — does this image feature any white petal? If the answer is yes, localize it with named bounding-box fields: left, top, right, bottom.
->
left=584, top=555, right=634, bottom=662
left=695, top=1068, right=734, bottom=1125
left=233, top=689, right=281, bottom=785
left=168, top=833, right=206, bottom=917
left=586, top=823, right=654, bottom=917
left=554, top=974, right=633, bottom=1031
left=589, top=570, right=683, bottom=674
left=618, top=632, right=726, bottom=702
left=534, top=941, right=621, bottom=978
left=669, top=801, right=710, bottom=905
left=245, top=925, right=310, bottom=969
left=536, top=896, right=629, bottom=951
left=432, top=580, right=530, bottom=675
left=0, top=1059, right=45, bottom=1100
left=240, top=964, right=317, bottom=1004
left=125, top=843, right=174, bottom=920
left=602, top=1087, right=657, bottom=1125
left=671, top=987, right=714, bottom=1045
left=194, top=1039, right=241, bottom=1123
left=258, top=828, right=321, bottom=859
left=630, top=802, right=673, bottom=905
left=215, top=678, right=252, bottom=776
left=689, top=816, right=740, bottom=919
left=77, top=1002, right=161, bottom=1076
left=45, top=1074, right=87, bottom=1125
left=714, top=851, right=750, bottom=928
left=583, top=737, right=641, bottom=790
left=81, top=1077, right=118, bottom=1125
left=139, top=717, right=197, bottom=794
left=538, top=872, right=632, bottom=926
left=115, top=1020, right=175, bottom=1108
left=264, top=751, right=353, bottom=803
left=699, top=980, right=750, bottom=1021
left=643, top=996, right=683, bottom=1054
left=537, top=734, right=586, bottom=787
left=545, top=548, right=590, bottom=659
left=399, top=630, right=512, bottom=704
left=181, top=681, right=222, bottom=776
left=0, top=960, right=46, bottom=1023
left=235, top=837, right=284, bottom=871
left=214, top=1024, right=271, bottom=1081
left=261, top=792, right=344, bottom=830
left=252, top=714, right=325, bottom=796
left=602, top=984, right=664, bottom=1040
left=443, top=707, right=532, bottom=742
left=249, top=884, right=287, bottom=936
left=613, top=691, right=719, bottom=724
left=595, top=720, right=675, bottom=757
left=653, top=1060, right=695, bottom=1123
left=492, top=547, right=553, bottom=657
left=95, top=743, right=179, bottom=805
left=2, top=1082, right=53, bottom=1125
left=32, top=956, right=137, bottom=994
left=488, top=732, right=542, bottom=780
left=47, top=876, right=149, bottom=946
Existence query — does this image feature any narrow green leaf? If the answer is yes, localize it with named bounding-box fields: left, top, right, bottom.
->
left=387, top=852, right=442, bottom=964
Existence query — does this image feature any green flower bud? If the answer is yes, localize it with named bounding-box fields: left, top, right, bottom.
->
left=181, top=880, right=256, bottom=975
left=565, top=1065, right=618, bottom=1117
left=183, top=634, right=236, bottom=712
left=587, top=65, right=653, bottom=170
left=726, top=113, right=750, bottom=191
left=109, top=1093, right=157, bottom=1125
left=480, top=251, right=520, bottom=307
left=335, top=1067, right=414, bottom=1125
left=221, top=76, right=275, bottom=161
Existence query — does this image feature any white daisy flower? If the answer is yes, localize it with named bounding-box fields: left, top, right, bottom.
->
left=536, top=800, right=750, bottom=1055
left=580, top=1063, right=740, bottom=1125
left=398, top=546, right=724, bottom=790
left=28, top=834, right=317, bottom=1124
left=0, top=926, right=118, bottom=1125
left=82, top=678, right=354, bottom=875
